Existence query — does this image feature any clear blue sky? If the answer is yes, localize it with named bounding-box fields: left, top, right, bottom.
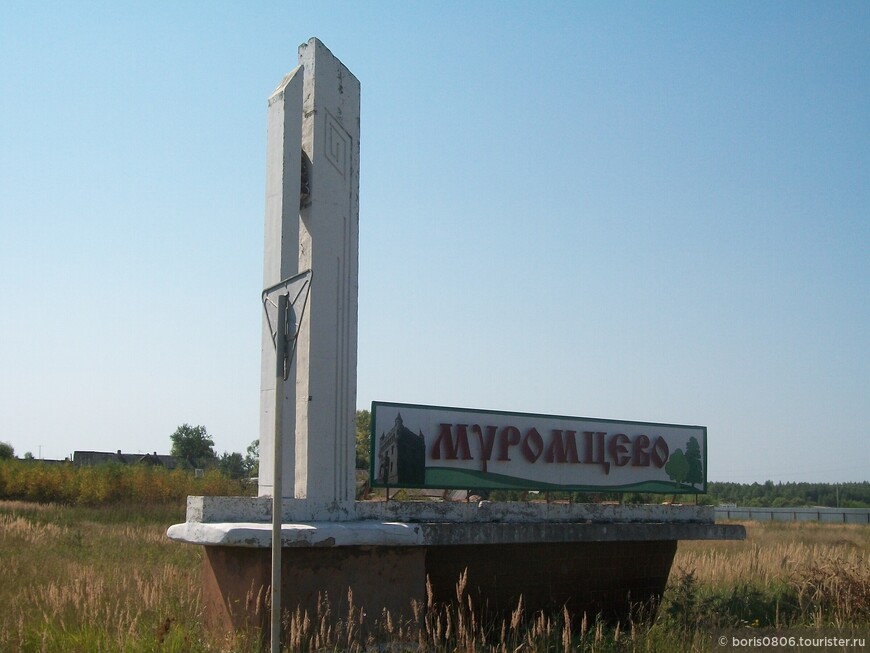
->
left=1, top=2, right=867, bottom=483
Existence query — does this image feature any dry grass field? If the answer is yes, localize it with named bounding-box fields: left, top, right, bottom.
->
left=1, top=500, right=868, bottom=652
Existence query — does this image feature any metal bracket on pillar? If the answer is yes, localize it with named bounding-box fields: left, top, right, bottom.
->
left=261, top=268, right=312, bottom=653
left=263, top=269, right=313, bottom=379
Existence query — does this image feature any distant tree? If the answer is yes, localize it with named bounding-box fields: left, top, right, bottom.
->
left=0, top=441, right=13, bottom=459
left=218, top=452, right=246, bottom=479
left=23, top=451, right=34, bottom=460
left=355, top=410, right=371, bottom=470
left=684, top=437, right=704, bottom=487
left=244, top=439, right=259, bottom=477
left=665, top=449, right=689, bottom=486
left=170, top=424, right=215, bottom=469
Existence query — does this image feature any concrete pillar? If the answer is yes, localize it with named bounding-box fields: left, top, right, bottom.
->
left=258, top=66, right=303, bottom=498
left=294, top=39, right=360, bottom=515
left=257, top=38, right=360, bottom=519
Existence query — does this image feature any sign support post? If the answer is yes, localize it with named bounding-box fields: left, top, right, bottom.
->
left=262, top=271, right=312, bottom=653
left=270, top=293, right=286, bottom=653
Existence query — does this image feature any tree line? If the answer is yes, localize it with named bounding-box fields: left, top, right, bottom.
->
left=0, top=425, right=259, bottom=480
left=704, top=480, right=870, bottom=508
left=3, top=411, right=866, bottom=509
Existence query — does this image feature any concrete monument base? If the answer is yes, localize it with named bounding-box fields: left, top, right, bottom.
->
left=200, top=544, right=425, bottom=637
left=168, top=498, right=745, bottom=640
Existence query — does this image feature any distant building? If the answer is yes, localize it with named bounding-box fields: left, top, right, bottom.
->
left=73, top=450, right=179, bottom=469
left=377, top=413, right=425, bottom=486
left=18, top=457, right=68, bottom=465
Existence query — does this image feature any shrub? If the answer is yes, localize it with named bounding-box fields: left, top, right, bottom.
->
left=0, top=459, right=253, bottom=507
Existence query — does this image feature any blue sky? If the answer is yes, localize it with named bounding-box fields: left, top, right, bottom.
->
left=1, top=2, right=867, bottom=482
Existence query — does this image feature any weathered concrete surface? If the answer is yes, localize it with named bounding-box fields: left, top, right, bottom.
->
left=181, top=495, right=723, bottom=525
left=167, top=520, right=424, bottom=547
left=171, top=498, right=744, bottom=550
left=200, top=538, right=682, bottom=638
left=203, top=545, right=425, bottom=641
left=418, top=521, right=742, bottom=546
left=168, top=519, right=743, bottom=548
left=426, top=540, right=678, bottom=622
left=358, top=500, right=719, bottom=525
left=202, top=545, right=270, bottom=637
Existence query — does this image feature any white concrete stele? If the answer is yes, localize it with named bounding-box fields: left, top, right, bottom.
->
left=258, top=38, right=360, bottom=520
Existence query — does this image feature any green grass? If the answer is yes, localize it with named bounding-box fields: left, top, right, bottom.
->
left=1, top=500, right=206, bottom=653
left=2, top=500, right=868, bottom=652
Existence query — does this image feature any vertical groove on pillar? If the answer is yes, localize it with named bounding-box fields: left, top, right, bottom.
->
left=334, top=253, right=342, bottom=501
left=341, top=215, right=351, bottom=502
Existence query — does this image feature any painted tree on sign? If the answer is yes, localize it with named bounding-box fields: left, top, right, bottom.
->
left=665, top=448, right=689, bottom=485
left=685, top=436, right=703, bottom=487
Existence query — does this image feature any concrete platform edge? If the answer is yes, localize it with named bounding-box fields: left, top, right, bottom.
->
left=182, top=495, right=718, bottom=524
left=167, top=519, right=745, bottom=547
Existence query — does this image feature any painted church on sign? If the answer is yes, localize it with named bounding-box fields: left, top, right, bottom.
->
left=376, top=413, right=425, bottom=486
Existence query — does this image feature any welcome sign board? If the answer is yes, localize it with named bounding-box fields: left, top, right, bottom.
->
left=370, top=402, right=706, bottom=494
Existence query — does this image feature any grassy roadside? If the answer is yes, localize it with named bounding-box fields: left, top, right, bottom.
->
left=2, top=501, right=868, bottom=652
left=1, top=501, right=208, bottom=653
